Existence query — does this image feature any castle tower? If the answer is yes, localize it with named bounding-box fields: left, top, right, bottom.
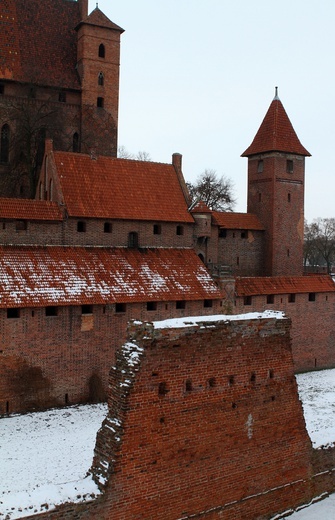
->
left=242, top=89, right=311, bottom=276
left=75, top=4, right=124, bottom=156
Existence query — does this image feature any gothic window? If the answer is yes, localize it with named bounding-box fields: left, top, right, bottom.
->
left=97, top=97, right=104, bottom=108
left=73, top=132, right=79, bottom=152
left=257, top=159, right=263, bottom=173
left=98, top=72, right=104, bottom=86
left=98, top=43, right=105, bottom=58
left=1, top=124, right=10, bottom=163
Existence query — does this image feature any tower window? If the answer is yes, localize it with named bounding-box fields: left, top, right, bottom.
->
left=73, top=132, right=79, bottom=152
left=286, top=160, right=294, bottom=173
left=257, top=160, right=263, bottom=173
left=1, top=124, right=10, bottom=163
left=98, top=43, right=105, bottom=58
left=98, top=72, right=104, bottom=86
left=58, top=92, right=66, bottom=103
left=97, top=97, right=104, bottom=108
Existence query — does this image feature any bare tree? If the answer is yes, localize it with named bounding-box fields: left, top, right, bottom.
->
left=186, top=169, right=235, bottom=211
left=117, top=146, right=152, bottom=161
left=304, top=218, right=335, bottom=273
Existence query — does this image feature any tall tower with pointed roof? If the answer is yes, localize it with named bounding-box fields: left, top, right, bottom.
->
left=242, top=89, right=311, bottom=276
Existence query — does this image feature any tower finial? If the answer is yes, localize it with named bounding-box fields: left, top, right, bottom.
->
left=274, top=86, right=279, bottom=100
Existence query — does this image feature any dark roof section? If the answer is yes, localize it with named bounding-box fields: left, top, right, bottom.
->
left=235, top=275, right=335, bottom=296
left=0, top=246, right=222, bottom=307
left=76, top=7, right=124, bottom=32
left=1, top=0, right=81, bottom=89
left=53, top=152, right=194, bottom=223
left=242, top=95, right=311, bottom=157
left=0, top=198, right=63, bottom=221
left=212, top=212, right=264, bottom=230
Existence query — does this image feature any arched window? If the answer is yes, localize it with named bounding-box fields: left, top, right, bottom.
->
left=98, top=72, right=104, bottom=86
left=73, top=132, right=79, bottom=152
left=1, top=124, right=10, bottom=163
left=98, top=43, right=105, bottom=58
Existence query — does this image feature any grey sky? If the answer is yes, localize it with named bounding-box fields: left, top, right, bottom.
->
left=90, top=0, right=335, bottom=221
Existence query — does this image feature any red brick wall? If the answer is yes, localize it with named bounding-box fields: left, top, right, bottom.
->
left=0, top=299, right=223, bottom=415
left=235, top=291, right=335, bottom=372
left=247, top=153, right=304, bottom=276
left=217, top=228, right=265, bottom=276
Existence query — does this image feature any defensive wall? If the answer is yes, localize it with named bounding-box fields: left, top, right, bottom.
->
left=22, top=312, right=335, bottom=520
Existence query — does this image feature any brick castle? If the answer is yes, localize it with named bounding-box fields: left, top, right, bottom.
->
left=1, top=2, right=335, bottom=518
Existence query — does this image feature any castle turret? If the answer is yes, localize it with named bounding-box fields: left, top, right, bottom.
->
left=75, top=6, right=124, bottom=156
left=242, top=89, right=311, bottom=276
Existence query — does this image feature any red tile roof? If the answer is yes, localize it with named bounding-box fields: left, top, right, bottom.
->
left=77, top=7, right=124, bottom=32
left=235, top=276, right=335, bottom=296
left=0, top=246, right=222, bottom=308
left=0, top=0, right=81, bottom=89
left=212, top=212, right=264, bottom=230
left=242, top=97, right=311, bottom=157
left=191, top=201, right=212, bottom=213
left=0, top=198, right=63, bottom=221
left=53, top=152, right=194, bottom=222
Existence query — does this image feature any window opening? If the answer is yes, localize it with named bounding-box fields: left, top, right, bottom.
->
left=115, top=302, right=126, bottom=313
left=147, top=301, right=157, bottom=311
left=286, top=159, right=294, bottom=173
left=204, top=299, right=213, bottom=308
left=308, top=292, right=316, bottom=302
left=73, top=132, right=79, bottom=152
left=208, top=377, right=216, bottom=388
left=153, top=224, right=161, bottom=235
left=176, top=300, right=186, bottom=309
left=257, top=159, right=264, bottom=173
left=58, top=92, right=66, bottom=103
left=7, top=308, right=20, bottom=318
left=98, top=72, right=104, bottom=86
left=1, top=124, right=10, bottom=163
left=82, top=304, right=93, bottom=315
left=288, top=193, right=291, bottom=202
left=77, top=221, right=86, bottom=232
left=241, top=230, right=248, bottom=239
left=98, top=43, right=105, bottom=58
left=219, top=228, right=227, bottom=238
left=97, top=97, right=104, bottom=108
left=244, top=295, right=252, bottom=306
left=16, top=220, right=27, bottom=231
left=128, top=232, right=138, bottom=248
left=185, top=379, right=192, bottom=392
left=267, top=294, right=274, bottom=304
left=104, top=222, right=112, bottom=233
left=46, top=306, right=58, bottom=316
left=158, top=382, right=168, bottom=396
left=288, top=293, right=295, bottom=303
left=176, top=225, right=184, bottom=236
left=229, top=375, right=235, bottom=386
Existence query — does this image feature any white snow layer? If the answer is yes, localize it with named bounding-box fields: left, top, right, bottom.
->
left=0, top=369, right=334, bottom=519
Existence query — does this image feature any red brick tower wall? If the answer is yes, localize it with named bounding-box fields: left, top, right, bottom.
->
left=76, top=15, right=123, bottom=156
left=247, top=152, right=305, bottom=276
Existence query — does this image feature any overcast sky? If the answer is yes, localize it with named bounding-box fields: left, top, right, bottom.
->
left=90, top=0, right=335, bottom=222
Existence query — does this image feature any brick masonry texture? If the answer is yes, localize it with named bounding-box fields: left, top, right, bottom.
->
left=21, top=316, right=335, bottom=519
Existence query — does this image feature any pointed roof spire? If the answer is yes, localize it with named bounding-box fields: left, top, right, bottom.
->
left=241, top=90, right=311, bottom=157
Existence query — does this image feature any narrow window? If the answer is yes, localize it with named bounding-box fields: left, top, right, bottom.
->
left=229, top=375, right=235, bottom=386
left=77, top=221, right=86, bottom=232
left=147, top=301, right=157, bottom=311
left=241, top=230, right=248, bottom=239
left=104, top=222, right=112, bottom=233
left=65, top=393, right=69, bottom=404
left=236, top=256, right=240, bottom=266
left=128, top=232, right=138, bottom=248
left=267, top=294, right=274, bottom=304
left=204, top=299, right=213, bottom=308
left=7, top=308, right=20, bottom=318
left=82, top=304, right=93, bottom=314
left=115, top=302, right=126, bottom=313
left=1, top=124, right=10, bottom=163
left=286, top=159, right=294, bottom=173
left=268, top=369, right=274, bottom=379
left=185, top=379, right=192, bottom=392
left=287, top=248, right=290, bottom=257
left=244, top=295, right=252, bottom=306
left=58, top=92, right=66, bottom=103
left=45, top=306, right=58, bottom=316
left=73, top=132, right=79, bottom=152
left=49, top=178, right=53, bottom=201
left=219, top=228, right=227, bottom=238
left=98, top=72, right=104, bottom=86
left=250, top=372, right=256, bottom=383
left=308, top=292, right=316, bottom=302
left=208, top=377, right=216, bottom=388
left=288, top=293, right=295, bottom=303
left=176, top=225, right=184, bottom=236
left=258, top=192, right=262, bottom=202
left=153, top=224, right=161, bottom=235
left=98, top=43, right=105, bottom=58
left=97, top=97, right=104, bottom=108
left=288, top=193, right=291, bottom=202
left=257, top=160, right=263, bottom=173
left=0, top=85, right=4, bottom=95
left=176, top=300, right=186, bottom=309
left=158, top=382, right=168, bottom=396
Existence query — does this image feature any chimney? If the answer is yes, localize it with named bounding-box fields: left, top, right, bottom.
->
left=172, top=152, right=182, bottom=172
left=79, top=0, right=88, bottom=19
left=45, top=138, right=53, bottom=154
